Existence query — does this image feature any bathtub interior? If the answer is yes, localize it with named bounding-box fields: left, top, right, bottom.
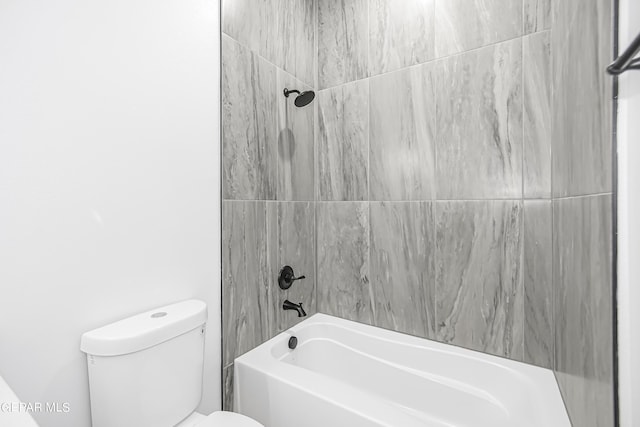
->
left=236, top=314, right=571, bottom=427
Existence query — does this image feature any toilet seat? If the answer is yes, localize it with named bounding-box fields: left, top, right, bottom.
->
left=196, top=411, right=264, bottom=427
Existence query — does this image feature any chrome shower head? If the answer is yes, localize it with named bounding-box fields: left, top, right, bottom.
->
left=283, top=88, right=315, bottom=107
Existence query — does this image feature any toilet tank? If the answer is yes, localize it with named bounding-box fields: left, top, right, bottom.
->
left=80, top=300, right=207, bottom=427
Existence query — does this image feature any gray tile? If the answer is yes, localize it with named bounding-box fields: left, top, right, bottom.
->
left=523, top=32, right=552, bottom=198
left=273, top=202, right=316, bottom=333
left=280, top=0, right=316, bottom=86
left=317, top=80, right=369, bottom=201
left=368, top=0, right=435, bottom=76
left=318, top=0, right=368, bottom=89
left=277, top=70, right=314, bottom=201
left=436, top=40, right=523, bottom=200
left=524, top=0, right=551, bottom=33
left=435, top=0, right=522, bottom=57
left=370, top=202, right=435, bottom=338
left=523, top=201, right=553, bottom=368
left=222, top=0, right=279, bottom=63
left=436, top=201, right=524, bottom=360
left=222, top=201, right=276, bottom=366
left=223, top=36, right=278, bottom=200
left=223, top=365, right=234, bottom=411
left=553, top=195, right=613, bottom=427
left=317, top=202, right=372, bottom=323
left=370, top=64, right=436, bottom=201
left=551, top=0, right=612, bottom=197
left=223, top=0, right=314, bottom=86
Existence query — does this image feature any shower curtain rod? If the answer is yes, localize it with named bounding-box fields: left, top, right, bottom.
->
left=608, top=29, right=640, bottom=75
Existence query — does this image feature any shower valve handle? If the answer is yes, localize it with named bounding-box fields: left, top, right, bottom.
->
left=278, top=266, right=306, bottom=290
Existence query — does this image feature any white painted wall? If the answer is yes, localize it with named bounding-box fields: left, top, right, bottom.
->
left=0, top=1, right=221, bottom=426
left=617, top=1, right=640, bottom=426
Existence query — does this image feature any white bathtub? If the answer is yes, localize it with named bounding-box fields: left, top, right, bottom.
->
left=234, top=314, right=570, bottom=427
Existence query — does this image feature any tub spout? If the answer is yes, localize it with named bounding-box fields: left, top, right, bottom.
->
left=283, top=300, right=307, bottom=317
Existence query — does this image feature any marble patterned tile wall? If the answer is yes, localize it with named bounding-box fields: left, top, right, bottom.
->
left=222, top=36, right=278, bottom=200
left=550, top=0, right=615, bottom=424
left=317, top=80, right=369, bottom=201
left=223, top=0, right=315, bottom=86
left=222, top=201, right=275, bottom=368
left=551, top=0, right=612, bottom=197
left=222, top=0, right=318, bottom=408
left=223, top=365, right=234, bottom=411
left=272, top=202, right=316, bottom=333
left=435, top=39, right=523, bottom=200
left=524, top=0, right=551, bottom=34
left=313, top=2, right=558, bottom=368
left=370, top=202, right=435, bottom=338
left=523, top=201, right=553, bottom=368
left=435, top=201, right=524, bottom=359
left=313, top=0, right=554, bottom=364
left=317, top=0, right=368, bottom=89
left=370, top=63, right=436, bottom=201
left=317, top=202, right=372, bottom=323
left=434, top=0, right=522, bottom=57
left=222, top=200, right=317, bottom=367
left=368, top=0, right=435, bottom=76
left=277, top=70, right=315, bottom=201
left=553, top=196, right=613, bottom=426
left=523, top=31, right=552, bottom=198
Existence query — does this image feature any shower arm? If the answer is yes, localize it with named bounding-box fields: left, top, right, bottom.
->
left=283, top=88, right=301, bottom=98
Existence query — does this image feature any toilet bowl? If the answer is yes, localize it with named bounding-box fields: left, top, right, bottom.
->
left=80, top=300, right=263, bottom=427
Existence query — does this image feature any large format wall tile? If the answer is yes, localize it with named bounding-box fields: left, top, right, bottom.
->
left=277, top=70, right=314, bottom=201
left=222, top=0, right=279, bottom=65
left=524, top=0, right=551, bottom=34
left=553, top=195, right=613, bottom=427
left=370, top=202, right=435, bottom=338
left=370, top=64, right=436, bottom=201
left=223, top=36, right=278, bottom=200
left=435, top=0, right=522, bottom=57
left=223, top=0, right=315, bottom=86
left=317, top=202, right=372, bottom=323
left=272, top=202, right=316, bottom=333
left=436, top=201, right=524, bottom=359
left=318, top=0, right=368, bottom=89
left=280, top=0, right=316, bottom=86
left=551, top=0, right=612, bottom=197
left=523, top=32, right=551, bottom=198
left=317, top=80, right=369, bottom=201
left=523, top=201, right=553, bottom=368
left=223, top=365, right=234, bottom=411
left=222, top=201, right=275, bottom=366
left=436, top=40, right=523, bottom=199
left=368, top=0, right=435, bottom=76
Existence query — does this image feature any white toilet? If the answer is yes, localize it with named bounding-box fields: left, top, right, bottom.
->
left=80, top=300, right=262, bottom=427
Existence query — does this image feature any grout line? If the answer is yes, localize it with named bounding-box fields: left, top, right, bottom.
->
left=222, top=32, right=315, bottom=89
left=432, top=200, right=438, bottom=340
left=221, top=196, right=613, bottom=206
left=553, top=192, right=614, bottom=200
left=367, top=76, right=371, bottom=206
left=521, top=23, right=526, bottom=362
left=319, top=33, right=528, bottom=92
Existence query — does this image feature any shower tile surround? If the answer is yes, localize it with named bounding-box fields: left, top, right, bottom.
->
left=222, top=0, right=614, bottom=424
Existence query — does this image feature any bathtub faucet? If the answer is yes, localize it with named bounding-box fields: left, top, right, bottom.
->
left=283, top=300, right=307, bottom=317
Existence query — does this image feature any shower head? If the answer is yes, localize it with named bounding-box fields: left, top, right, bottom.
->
left=283, top=88, right=315, bottom=107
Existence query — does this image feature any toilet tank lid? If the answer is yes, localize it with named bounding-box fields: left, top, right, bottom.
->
left=80, top=300, right=207, bottom=356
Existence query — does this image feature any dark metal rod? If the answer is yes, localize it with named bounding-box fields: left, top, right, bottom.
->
left=608, top=30, right=640, bottom=75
